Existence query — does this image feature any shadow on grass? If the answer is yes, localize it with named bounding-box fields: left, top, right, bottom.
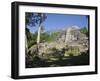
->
left=26, top=51, right=89, bottom=68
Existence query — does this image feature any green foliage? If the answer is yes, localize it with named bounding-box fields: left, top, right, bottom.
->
left=26, top=29, right=37, bottom=48
left=51, top=47, right=57, bottom=52
left=25, top=13, right=33, bottom=25
left=64, top=46, right=80, bottom=56
left=28, top=40, right=37, bottom=48
left=40, top=31, right=60, bottom=43
left=50, top=32, right=60, bottom=39
left=26, top=27, right=61, bottom=48
left=45, top=31, right=61, bottom=42
left=26, top=28, right=32, bottom=41
left=40, top=32, right=51, bottom=42
left=26, top=13, right=47, bottom=27
left=80, top=27, right=88, bottom=36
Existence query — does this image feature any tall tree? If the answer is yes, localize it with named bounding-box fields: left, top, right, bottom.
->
left=25, top=13, right=47, bottom=55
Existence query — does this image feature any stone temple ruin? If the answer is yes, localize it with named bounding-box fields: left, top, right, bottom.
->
left=58, top=26, right=87, bottom=43
left=28, top=26, right=88, bottom=58
left=65, top=26, right=80, bottom=43
left=26, top=26, right=89, bottom=68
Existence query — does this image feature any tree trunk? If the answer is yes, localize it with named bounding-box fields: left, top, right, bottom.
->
left=65, top=30, right=67, bottom=44
left=37, top=24, right=42, bottom=56
left=25, top=35, right=28, bottom=53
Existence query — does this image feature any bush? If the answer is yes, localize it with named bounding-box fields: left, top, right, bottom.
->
left=28, top=40, right=36, bottom=48
left=64, top=46, right=80, bottom=56
left=80, top=27, right=88, bottom=36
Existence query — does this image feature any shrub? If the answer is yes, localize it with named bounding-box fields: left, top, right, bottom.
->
left=28, top=40, right=37, bottom=48
left=64, top=46, right=80, bottom=56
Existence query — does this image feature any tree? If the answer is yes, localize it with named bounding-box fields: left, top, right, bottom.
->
left=25, top=27, right=30, bottom=53
left=80, top=27, right=88, bottom=36
left=25, top=13, right=47, bottom=56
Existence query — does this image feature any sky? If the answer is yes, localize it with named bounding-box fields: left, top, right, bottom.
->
left=27, top=13, right=88, bottom=33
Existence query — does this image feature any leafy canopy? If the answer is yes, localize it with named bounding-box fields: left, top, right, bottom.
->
left=26, top=13, right=47, bottom=27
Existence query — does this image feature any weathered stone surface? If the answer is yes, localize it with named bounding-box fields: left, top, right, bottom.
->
left=27, top=26, right=88, bottom=59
